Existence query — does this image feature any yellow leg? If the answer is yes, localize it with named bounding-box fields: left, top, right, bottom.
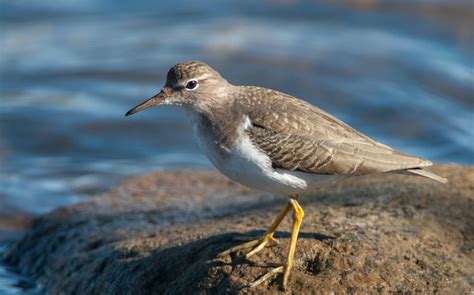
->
left=249, top=194, right=304, bottom=290
left=217, top=200, right=293, bottom=258
left=283, top=198, right=304, bottom=288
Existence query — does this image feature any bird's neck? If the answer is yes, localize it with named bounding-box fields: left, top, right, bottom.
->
left=185, top=102, right=243, bottom=151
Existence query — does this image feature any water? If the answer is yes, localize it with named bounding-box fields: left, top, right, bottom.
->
left=0, top=0, right=473, bottom=293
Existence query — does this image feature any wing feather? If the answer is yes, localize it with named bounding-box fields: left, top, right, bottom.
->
left=246, top=126, right=431, bottom=175
left=235, top=87, right=432, bottom=175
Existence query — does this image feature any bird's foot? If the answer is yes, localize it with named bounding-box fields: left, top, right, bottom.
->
left=217, top=233, right=279, bottom=258
left=248, top=263, right=291, bottom=290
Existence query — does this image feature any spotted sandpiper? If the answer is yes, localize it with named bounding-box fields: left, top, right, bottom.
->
left=125, top=61, right=447, bottom=290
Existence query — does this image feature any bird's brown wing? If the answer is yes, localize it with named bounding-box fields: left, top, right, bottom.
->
left=246, top=125, right=431, bottom=175
left=238, top=86, right=431, bottom=175
left=238, top=86, right=392, bottom=147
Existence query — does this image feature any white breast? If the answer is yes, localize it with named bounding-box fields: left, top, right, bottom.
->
left=187, top=110, right=336, bottom=195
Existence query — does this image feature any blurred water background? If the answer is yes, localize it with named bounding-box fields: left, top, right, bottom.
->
left=0, top=0, right=473, bottom=292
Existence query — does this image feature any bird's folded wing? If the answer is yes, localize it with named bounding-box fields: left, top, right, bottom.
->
left=246, top=125, right=431, bottom=175
left=237, top=87, right=431, bottom=175
left=239, top=87, right=394, bottom=149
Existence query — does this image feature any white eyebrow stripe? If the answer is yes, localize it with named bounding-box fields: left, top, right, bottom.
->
left=174, top=74, right=211, bottom=88
left=192, top=73, right=212, bottom=81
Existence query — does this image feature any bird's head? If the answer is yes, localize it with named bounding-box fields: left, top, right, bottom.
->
left=126, top=61, right=230, bottom=116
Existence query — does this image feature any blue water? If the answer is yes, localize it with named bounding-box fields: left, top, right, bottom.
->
left=0, top=0, right=473, bottom=293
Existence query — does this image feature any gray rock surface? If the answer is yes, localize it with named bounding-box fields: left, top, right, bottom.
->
left=4, top=166, right=473, bottom=294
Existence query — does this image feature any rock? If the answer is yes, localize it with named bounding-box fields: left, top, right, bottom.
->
left=3, top=166, right=474, bottom=294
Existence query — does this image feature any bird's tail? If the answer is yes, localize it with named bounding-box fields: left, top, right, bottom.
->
left=407, top=168, right=448, bottom=184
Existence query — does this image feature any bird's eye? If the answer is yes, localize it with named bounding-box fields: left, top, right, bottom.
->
left=186, top=80, right=198, bottom=90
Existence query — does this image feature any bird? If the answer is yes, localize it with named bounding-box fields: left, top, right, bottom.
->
left=125, top=60, right=447, bottom=290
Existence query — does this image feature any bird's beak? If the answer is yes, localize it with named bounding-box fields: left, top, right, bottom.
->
left=125, top=89, right=169, bottom=116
